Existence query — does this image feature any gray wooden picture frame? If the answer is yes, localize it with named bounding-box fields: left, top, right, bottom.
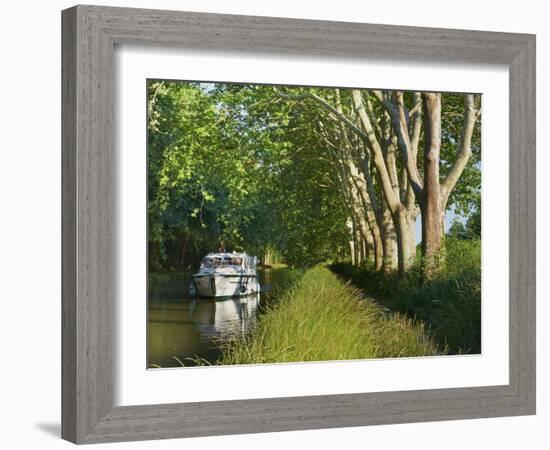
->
left=61, top=4, right=536, bottom=444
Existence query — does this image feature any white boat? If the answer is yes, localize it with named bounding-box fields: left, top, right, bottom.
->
left=189, top=252, right=261, bottom=298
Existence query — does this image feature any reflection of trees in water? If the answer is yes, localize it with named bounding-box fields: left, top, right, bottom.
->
left=148, top=269, right=293, bottom=366
left=189, top=294, right=261, bottom=340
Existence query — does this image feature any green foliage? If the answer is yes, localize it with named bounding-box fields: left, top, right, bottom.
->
left=148, top=80, right=481, bottom=274
left=330, top=238, right=481, bottom=354
left=440, top=94, right=482, bottom=218
left=465, top=207, right=481, bottom=239
left=148, top=81, right=350, bottom=270
left=448, top=208, right=481, bottom=240
left=447, top=218, right=468, bottom=240
left=218, top=267, right=440, bottom=365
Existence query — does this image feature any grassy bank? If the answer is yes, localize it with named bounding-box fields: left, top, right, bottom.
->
left=218, top=266, right=440, bottom=365
left=330, top=238, right=481, bottom=354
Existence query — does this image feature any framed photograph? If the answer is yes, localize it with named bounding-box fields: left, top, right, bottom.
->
left=62, top=5, right=536, bottom=444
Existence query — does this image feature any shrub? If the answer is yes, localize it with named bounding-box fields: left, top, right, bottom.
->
left=330, top=238, right=481, bottom=354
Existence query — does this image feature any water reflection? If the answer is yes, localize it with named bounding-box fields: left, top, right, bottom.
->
left=190, top=293, right=260, bottom=338
left=147, top=268, right=293, bottom=368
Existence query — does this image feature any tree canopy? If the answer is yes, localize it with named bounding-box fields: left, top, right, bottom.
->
left=147, top=80, right=481, bottom=275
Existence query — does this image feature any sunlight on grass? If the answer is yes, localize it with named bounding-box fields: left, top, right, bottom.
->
left=218, top=266, right=440, bottom=365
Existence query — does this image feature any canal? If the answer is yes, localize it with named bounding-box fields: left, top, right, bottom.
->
left=147, top=267, right=295, bottom=368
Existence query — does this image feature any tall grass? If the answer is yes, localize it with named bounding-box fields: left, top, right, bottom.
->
left=330, top=238, right=481, bottom=354
left=218, top=266, right=440, bottom=365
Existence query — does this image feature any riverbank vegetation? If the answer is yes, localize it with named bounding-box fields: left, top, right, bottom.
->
left=218, top=267, right=440, bottom=364
left=330, top=238, right=481, bottom=354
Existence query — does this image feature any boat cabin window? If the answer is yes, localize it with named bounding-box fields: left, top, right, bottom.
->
left=201, top=255, right=243, bottom=268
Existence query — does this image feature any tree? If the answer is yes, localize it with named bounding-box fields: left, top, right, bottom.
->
left=371, top=91, right=481, bottom=278
left=287, top=88, right=481, bottom=277
left=147, top=80, right=481, bottom=279
left=289, top=89, right=419, bottom=273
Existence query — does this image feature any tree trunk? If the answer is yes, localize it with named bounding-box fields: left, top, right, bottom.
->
left=361, top=236, right=368, bottom=265
left=380, top=200, right=398, bottom=273
left=349, top=239, right=355, bottom=266
left=350, top=162, right=383, bottom=271
left=347, top=174, right=373, bottom=267
left=363, top=226, right=375, bottom=267
left=407, top=211, right=418, bottom=263
left=393, top=207, right=415, bottom=273
left=421, top=93, right=445, bottom=278
left=350, top=90, right=411, bottom=274
left=355, top=227, right=362, bottom=266
left=370, top=222, right=383, bottom=271
left=401, top=153, right=420, bottom=264
left=263, top=248, right=273, bottom=266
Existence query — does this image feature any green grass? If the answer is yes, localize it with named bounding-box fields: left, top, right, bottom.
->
left=217, top=266, right=440, bottom=365
left=330, top=238, right=481, bottom=354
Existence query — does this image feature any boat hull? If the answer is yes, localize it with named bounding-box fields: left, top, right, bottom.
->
left=192, top=274, right=260, bottom=298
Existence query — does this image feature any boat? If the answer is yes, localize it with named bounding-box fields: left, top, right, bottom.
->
left=189, top=252, right=261, bottom=298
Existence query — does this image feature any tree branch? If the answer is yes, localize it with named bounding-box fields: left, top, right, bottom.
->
left=394, top=92, right=424, bottom=197
left=372, top=90, right=424, bottom=198
left=440, top=94, right=478, bottom=207
left=350, top=89, right=402, bottom=215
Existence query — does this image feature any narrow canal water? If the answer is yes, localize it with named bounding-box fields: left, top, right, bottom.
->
left=147, top=267, right=295, bottom=368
